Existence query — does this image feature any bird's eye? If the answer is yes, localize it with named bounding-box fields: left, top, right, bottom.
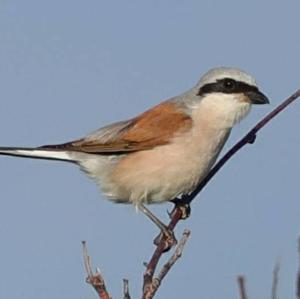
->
left=223, top=79, right=236, bottom=90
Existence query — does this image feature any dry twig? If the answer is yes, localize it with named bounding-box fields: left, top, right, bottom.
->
left=271, top=260, right=280, bottom=299
left=237, top=276, right=248, bottom=299
left=82, top=241, right=112, bottom=299
left=142, top=207, right=184, bottom=297
left=142, top=230, right=191, bottom=299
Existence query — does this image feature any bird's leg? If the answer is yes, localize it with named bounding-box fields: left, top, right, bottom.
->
left=138, top=203, right=177, bottom=250
left=169, top=201, right=191, bottom=220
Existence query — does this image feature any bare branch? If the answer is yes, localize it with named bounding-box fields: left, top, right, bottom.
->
left=154, top=230, right=190, bottom=293
left=142, top=230, right=191, bottom=299
left=82, top=241, right=112, bottom=299
left=123, top=279, right=131, bottom=299
left=271, top=260, right=280, bottom=299
left=237, top=276, right=248, bottom=299
left=142, top=207, right=184, bottom=298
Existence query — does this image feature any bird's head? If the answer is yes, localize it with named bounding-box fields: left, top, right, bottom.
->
left=184, top=67, right=269, bottom=128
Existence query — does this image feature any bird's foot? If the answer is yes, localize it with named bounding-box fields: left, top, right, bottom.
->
left=153, top=227, right=177, bottom=252
left=137, top=203, right=177, bottom=251
left=169, top=202, right=191, bottom=220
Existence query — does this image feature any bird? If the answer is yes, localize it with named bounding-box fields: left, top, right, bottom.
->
left=0, top=67, right=269, bottom=240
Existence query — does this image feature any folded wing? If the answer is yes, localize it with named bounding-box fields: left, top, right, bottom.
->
left=40, top=101, right=192, bottom=153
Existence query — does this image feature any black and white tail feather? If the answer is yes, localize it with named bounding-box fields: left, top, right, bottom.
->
left=0, top=146, right=76, bottom=163
left=0, top=119, right=136, bottom=163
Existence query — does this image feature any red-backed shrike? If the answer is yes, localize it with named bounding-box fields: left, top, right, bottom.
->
left=0, top=67, right=269, bottom=236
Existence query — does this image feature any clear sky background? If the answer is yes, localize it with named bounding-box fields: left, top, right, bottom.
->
left=0, top=1, right=299, bottom=298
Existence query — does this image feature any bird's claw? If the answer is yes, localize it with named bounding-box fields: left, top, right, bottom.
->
left=153, top=228, right=177, bottom=252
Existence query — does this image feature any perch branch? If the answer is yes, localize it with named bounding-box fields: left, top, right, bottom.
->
left=82, top=241, right=112, bottom=299
left=142, top=230, right=191, bottom=299
left=143, top=207, right=184, bottom=296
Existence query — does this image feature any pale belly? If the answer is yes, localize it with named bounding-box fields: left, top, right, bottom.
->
left=100, top=128, right=230, bottom=205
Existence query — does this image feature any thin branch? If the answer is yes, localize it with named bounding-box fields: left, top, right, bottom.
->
left=142, top=230, right=191, bottom=299
left=123, top=279, right=131, bottom=299
left=154, top=230, right=191, bottom=293
left=82, top=241, right=112, bottom=299
left=271, top=260, right=280, bottom=299
left=237, top=276, right=248, bottom=299
left=142, top=207, right=184, bottom=297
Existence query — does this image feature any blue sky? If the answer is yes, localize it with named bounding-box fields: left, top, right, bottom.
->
left=0, top=1, right=300, bottom=298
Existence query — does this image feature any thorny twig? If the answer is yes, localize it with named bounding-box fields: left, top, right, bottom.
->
left=82, top=241, right=112, bottom=299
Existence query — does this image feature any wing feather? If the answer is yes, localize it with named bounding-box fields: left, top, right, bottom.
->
left=40, top=101, right=192, bottom=153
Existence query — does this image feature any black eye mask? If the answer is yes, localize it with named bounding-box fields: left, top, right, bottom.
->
left=197, top=78, right=259, bottom=96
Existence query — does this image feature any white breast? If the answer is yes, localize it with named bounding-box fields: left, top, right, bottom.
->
left=97, top=111, right=231, bottom=205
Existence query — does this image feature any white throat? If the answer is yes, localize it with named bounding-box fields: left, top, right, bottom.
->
left=193, top=93, right=251, bottom=129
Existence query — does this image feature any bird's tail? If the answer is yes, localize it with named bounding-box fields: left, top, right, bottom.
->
left=0, top=146, right=76, bottom=162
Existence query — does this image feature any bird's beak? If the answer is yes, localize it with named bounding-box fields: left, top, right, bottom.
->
left=246, top=90, right=270, bottom=105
